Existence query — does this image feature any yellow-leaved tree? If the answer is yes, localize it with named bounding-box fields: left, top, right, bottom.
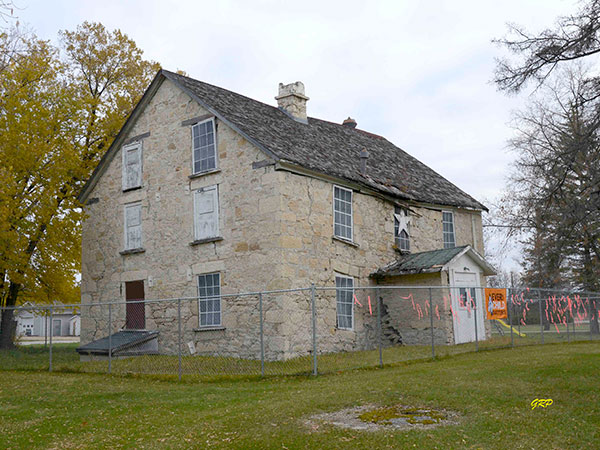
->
left=0, top=23, right=159, bottom=348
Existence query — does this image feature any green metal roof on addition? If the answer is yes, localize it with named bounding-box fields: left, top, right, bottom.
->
left=371, top=245, right=496, bottom=278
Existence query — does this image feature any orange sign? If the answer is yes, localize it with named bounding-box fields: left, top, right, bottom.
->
left=485, top=288, right=508, bottom=320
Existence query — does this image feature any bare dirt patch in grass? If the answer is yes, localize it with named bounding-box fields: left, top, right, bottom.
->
left=305, top=404, right=459, bottom=432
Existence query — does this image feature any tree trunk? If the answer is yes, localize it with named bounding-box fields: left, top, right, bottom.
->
left=0, top=282, right=20, bottom=349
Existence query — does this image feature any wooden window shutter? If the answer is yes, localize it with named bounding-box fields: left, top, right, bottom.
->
left=125, top=203, right=142, bottom=249
left=122, top=143, right=142, bottom=190
left=194, top=186, right=219, bottom=240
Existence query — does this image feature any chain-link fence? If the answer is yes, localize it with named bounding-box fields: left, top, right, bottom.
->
left=1, top=285, right=598, bottom=379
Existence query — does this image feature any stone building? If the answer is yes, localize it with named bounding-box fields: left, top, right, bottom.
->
left=77, top=70, right=494, bottom=360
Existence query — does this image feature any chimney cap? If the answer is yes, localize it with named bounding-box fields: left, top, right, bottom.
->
left=343, top=117, right=357, bottom=129
left=275, top=81, right=309, bottom=123
left=275, top=81, right=309, bottom=100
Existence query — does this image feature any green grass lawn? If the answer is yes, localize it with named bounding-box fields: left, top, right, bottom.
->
left=1, top=333, right=598, bottom=378
left=0, top=342, right=598, bottom=449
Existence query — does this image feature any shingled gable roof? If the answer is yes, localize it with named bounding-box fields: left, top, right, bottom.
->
left=162, top=71, right=485, bottom=210
left=79, top=69, right=486, bottom=211
left=371, top=245, right=496, bottom=278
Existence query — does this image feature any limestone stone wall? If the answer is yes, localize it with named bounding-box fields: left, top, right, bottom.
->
left=81, top=77, right=487, bottom=360
left=272, top=170, right=485, bottom=353
left=377, top=273, right=454, bottom=346
left=81, top=78, right=288, bottom=359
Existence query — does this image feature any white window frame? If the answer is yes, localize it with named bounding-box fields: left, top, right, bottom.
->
left=442, top=210, right=456, bottom=249
left=193, top=185, right=220, bottom=241
left=123, top=202, right=143, bottom=250
left=191, top=117, right=218, bottom=175
left=121, top=142, right=143, bottom=190
left=335, top=274, right=354, bottom=330
left=459, top=287, right=477, bottom=310
left=394, top=207, right=410, bottom=251
left=333, top=185, right=353, bottom=242
left=197, top=272, right=221, bottom=328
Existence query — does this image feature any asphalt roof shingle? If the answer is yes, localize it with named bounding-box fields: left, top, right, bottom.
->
left=163, top=70, right=486, bottom=211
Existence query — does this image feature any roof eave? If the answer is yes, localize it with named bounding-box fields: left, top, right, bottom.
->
left=442, top=245, right=497, bottom=276
left=370, top=266, right=444, bottom=279
left=276, top=160, right=486, bottom=212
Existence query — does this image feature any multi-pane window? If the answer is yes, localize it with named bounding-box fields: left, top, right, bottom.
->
left=122, top=142, right=142, bottom=190
left=394, top=207, right=410, bottom=251
left=333, top=186, right=353, bottom=241
left=124, top=203, right=142, bottom=250
left=193, top=185, right=219, bottom=240
left=443, top=211, right=455, bottom=248
left=192, top=118, right=217, bottom=174
left=198, top=273, right=221, bottom=327
left=459, top=287, right=477, bottom=309
left=335, top=275, right=354, bottom=330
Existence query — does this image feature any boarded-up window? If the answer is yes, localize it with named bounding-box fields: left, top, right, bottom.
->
left=192, top=118, right=217, bottom=174
left=122, top=143, right=142, bottom=190
left=124, top=203, right=142, bottom=250
left=194, top=185, right=219, bottom=240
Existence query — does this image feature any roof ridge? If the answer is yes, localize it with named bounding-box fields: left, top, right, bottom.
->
left=164, top=70, right=392, bottom=139
left=162, top=69, right=287, bottom=115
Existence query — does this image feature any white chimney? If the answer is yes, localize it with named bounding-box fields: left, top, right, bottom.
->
left=275, top=81, right=309, bottom=123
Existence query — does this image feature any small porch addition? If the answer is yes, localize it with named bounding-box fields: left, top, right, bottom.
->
left=372, top=246, right=496, bottom=345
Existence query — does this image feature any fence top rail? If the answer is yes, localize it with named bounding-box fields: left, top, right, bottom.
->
left=2, top=284, right=599, bottom=312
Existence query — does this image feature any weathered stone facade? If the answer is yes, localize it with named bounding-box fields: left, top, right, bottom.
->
left=81, top=77, right=488, bottom=360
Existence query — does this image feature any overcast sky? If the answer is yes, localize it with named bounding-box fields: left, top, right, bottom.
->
left=16, top=0, right=580, bottom=267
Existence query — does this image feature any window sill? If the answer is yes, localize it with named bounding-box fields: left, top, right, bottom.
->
left=189, top=236, right=224, bottom=246
left=119, top=248, right=146, bottom=255
left=188, top=169, right=221, bottom=180
left=335, top=327, right=354, bottom=332
left=193, top=326, right=226, bottom=332
left=122, top=186, right=142, bottom=193
left=332, top=236, right=359, bottom=248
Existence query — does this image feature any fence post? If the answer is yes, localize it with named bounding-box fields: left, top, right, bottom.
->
left=259, top=292, right=264, bottom=377
left=566, top=300, right=571, bottom=343
left=473, top=289, right=479, bottom=352
left=178, top=298, right=182, bottom=381
left=108, top=302, right=112, bottom=374
left=429, top=288, right=435, bottom=360
left=517, top=302, right=521, bottom=337
left=311, top=284, right=317, bottom=376
left=538, top=290, right=544, bottom=345
left=49, top=306, right=53, bottom=372
left=378, top=295, right=383, bottom=368
left=507, top=288, right=514, bottom=348
left=590, top=298, right=594, bottom=341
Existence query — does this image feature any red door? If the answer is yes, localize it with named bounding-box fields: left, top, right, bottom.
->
left=125, top=281, right=145, bottom=329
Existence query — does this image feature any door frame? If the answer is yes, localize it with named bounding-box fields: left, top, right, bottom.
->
left=450, top=268, right=485, bottom=344
left=125, top=280, right=146, bottom=330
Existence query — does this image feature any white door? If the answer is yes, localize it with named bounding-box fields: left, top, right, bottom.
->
left=451, top=271, right=486, bottom=344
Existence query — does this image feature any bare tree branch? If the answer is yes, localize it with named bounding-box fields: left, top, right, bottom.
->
left=494, top=1, right=600, bottom=93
